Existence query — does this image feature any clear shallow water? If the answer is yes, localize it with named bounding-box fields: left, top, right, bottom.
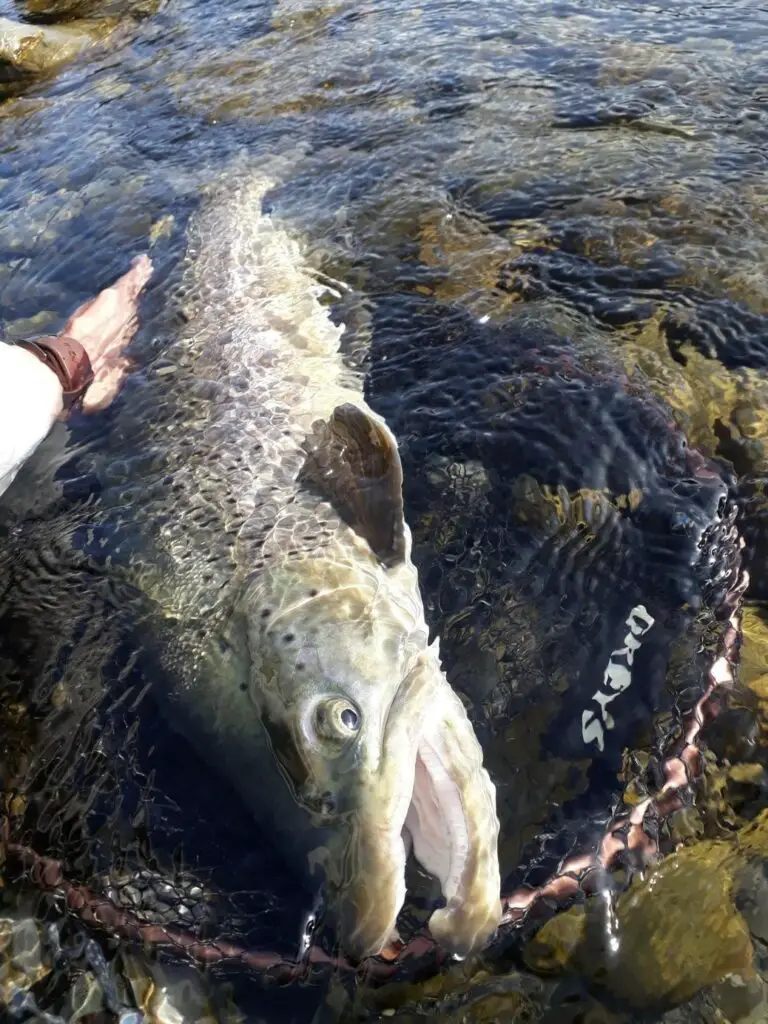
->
left=3, top=1, right=768, bottom=1021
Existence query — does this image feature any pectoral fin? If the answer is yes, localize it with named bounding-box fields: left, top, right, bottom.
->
left=300, top=403, right=407, bottom=567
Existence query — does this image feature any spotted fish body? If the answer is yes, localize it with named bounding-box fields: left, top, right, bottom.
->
left=64, top=170, right=501, bottom=959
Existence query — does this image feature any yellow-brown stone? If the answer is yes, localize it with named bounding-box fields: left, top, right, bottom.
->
left=525, top=842, right=755, bottom=1009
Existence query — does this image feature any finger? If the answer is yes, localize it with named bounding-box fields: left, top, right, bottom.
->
left=62, top=255, right=154, bottom=365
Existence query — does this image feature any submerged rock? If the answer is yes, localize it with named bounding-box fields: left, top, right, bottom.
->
left=344, top=959, right=547, bottom=1023
left=19, top=0, right=158, bottom=23
left=0, top=15, right=116, bottom=78
left=0, top=898, right=242, bottom=1023
left=523, top=837, right=762, bottom=1010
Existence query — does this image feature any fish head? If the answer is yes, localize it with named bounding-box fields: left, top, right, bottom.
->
left=245, top=559, right=427, bottom=811
left=242, top=404, right=501, bottom=960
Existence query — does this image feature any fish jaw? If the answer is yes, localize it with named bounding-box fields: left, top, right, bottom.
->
left=332, top=645, right=502, bottom=960
left=407, top=683, right=502, bottom=957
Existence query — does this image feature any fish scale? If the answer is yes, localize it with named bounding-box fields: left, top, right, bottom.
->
left=89, top=173, right=366, bottom=618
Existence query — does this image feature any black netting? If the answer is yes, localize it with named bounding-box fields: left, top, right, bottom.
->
left=0, top=286, right=757, bottom=1019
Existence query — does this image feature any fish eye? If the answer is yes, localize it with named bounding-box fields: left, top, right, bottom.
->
left=314, top=697, right=362, bottom=744
left=340, top=707, right=359, bottom=731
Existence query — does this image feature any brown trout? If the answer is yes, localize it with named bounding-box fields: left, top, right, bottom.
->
left=55, top=166, right=503, bottom=959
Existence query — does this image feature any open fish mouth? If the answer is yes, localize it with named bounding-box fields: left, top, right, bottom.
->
left=334, top=649, right=501, bottom=960
left=405, top=704, right=502, bottom=954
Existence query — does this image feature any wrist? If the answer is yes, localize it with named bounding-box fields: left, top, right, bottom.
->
left=13, top=335, right=94, bottom=414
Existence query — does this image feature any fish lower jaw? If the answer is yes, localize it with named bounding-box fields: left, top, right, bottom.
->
left=404, top=725, right=502, bottom=957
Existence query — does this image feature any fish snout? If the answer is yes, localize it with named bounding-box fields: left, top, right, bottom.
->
left=329, top=647, right=445, bottom=958
left=382, top=643, right=445, bottom=749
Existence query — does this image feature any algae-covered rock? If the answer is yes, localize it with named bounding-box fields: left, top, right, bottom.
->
left=525, top=841, right=756, bottom=1009
left=606, top=846, right=754, bottom=1007
left=346, top=959, right=545, bottom=1023
left=0, top=15, right=116, bottom=77
left=523, top=905, right=587, bottom=978
left=417, top=208, right=529, bottom=317
left=19, top=0, right=159, bottom=23
left=710, top=972, right=767, bottom=1022
left=736, top=858, right=768, bottom=948
left=615, top=314, right=768, bottom=480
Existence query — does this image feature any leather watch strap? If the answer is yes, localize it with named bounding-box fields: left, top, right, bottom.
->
left=13, top=335, right=94, bottom=413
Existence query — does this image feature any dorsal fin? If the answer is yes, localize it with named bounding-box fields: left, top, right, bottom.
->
left=300, top=403, right=407, bottom=567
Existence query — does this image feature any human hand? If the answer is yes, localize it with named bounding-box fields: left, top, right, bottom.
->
left=61, top=254, right=153, bottom=413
